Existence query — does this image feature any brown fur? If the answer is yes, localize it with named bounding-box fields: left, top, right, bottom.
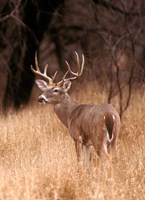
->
left=33, top=52, right=120, bottom=172
left=52, top=94, right=121, bottom=171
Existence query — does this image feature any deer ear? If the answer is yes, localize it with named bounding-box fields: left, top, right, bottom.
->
left=62, top=80, right=72, bottom=92
left=35, top=79, right=48, bottom=91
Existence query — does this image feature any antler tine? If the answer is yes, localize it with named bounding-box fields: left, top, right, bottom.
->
left=44, top=64, right=48, bottom=75
left=76, top=51, right=84, bottom=76
left=62, top=51, right=85, bottom=81
left=31, top=52, right=39, bottom=73
left=51, top=71, right=58, bottom=82
left=35, top=52, right=40, bottom=71
left=74, top=52, right=84, bottom=78
left=31, top=52, right=53, bottom=84
left=65, top=61, right=74, bottom=75
left=62, top=70, right=69, bottom=81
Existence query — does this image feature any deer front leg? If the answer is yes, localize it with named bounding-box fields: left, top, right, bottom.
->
left=86, top=145, right=91, bottom=173
left=75, top=138, right=83, bottom=164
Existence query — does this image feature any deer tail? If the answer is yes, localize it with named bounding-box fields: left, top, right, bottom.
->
left=104, top=113, right=115, bottom=143
left=103, top=113, right=117, bottom=157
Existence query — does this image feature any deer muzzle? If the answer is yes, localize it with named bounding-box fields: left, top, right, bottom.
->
left=38, top=95, right=48, bottom=104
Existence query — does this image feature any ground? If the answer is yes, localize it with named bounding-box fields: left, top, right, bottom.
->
left=0, top=83, right=144, bottom=200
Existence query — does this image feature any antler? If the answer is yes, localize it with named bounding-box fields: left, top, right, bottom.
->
left=31, top=51, right=84, bottom=85
left=31, top=52, right=55, bottom=84
left=61, top=51, right=85, bottom=82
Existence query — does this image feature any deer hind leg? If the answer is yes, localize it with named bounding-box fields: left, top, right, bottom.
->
left=107, top=137, right=116, bottom=156
left=89, top=129, right=109, bottom=161
left=102, top=135, right=111, bottom=160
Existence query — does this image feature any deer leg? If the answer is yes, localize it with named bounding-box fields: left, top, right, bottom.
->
left=107, top=132, right=117, bottom=155
left=78, top=136, right=83, bottom=163
left=75, top=141, right=79, bottom=161
left=90, top=132, right=110, bottom=161
left=75, top=140, right=83, bottom=163
left=86, top=145, right=91, bottom=173
left=103, top=135, right=111, bottom=160
left=79, top=142, right=83, bottom=164
left=107, top=141, right=114, bottom=156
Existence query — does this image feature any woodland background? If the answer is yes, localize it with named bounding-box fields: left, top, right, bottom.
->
left=0, top=0, right=145, bottom=117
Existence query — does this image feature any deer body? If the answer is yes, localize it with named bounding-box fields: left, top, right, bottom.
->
left=31, top=52, right=120, bottom=172
left=52, top=93, right=120, bottom=171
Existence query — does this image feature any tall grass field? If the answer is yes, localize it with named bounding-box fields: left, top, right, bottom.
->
left=0, top=83, right=144, bottom=200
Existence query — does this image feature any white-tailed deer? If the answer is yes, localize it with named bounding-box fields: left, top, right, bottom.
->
left=31, top=52, right=120, bottom=172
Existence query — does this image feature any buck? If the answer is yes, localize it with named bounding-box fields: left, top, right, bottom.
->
left=31, top=52, right=120, bottom=172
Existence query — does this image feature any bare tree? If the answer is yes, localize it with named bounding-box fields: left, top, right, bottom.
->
left=0, top=0, right=61, bottom=111
left=1, top=0, right=145, bottom=115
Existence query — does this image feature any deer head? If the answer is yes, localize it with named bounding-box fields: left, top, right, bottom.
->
left=31, top=52, right=84, bottom=104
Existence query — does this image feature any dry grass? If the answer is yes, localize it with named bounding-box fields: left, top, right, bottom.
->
left=0, top=83, right=145, bottom=200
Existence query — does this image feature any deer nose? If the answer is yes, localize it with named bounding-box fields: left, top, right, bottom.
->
left=38, top=95, right=47, bottom=103
left=38, top=96, right=43, bottom=103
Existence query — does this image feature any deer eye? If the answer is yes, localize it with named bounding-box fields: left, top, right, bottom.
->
left=53, top=88, right=59, bottom=93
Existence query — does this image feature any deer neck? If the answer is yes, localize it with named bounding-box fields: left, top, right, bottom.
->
left=52, top=93, right=77, bottom=128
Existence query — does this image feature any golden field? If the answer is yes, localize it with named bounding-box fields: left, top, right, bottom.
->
left=0, top=83, right=144, bottom=200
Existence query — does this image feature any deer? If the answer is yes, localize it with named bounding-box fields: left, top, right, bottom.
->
left=31, top=52, right=121, bottom=173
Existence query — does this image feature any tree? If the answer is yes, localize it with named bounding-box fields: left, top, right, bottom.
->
left=1, top=0, right=145, bottom=117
